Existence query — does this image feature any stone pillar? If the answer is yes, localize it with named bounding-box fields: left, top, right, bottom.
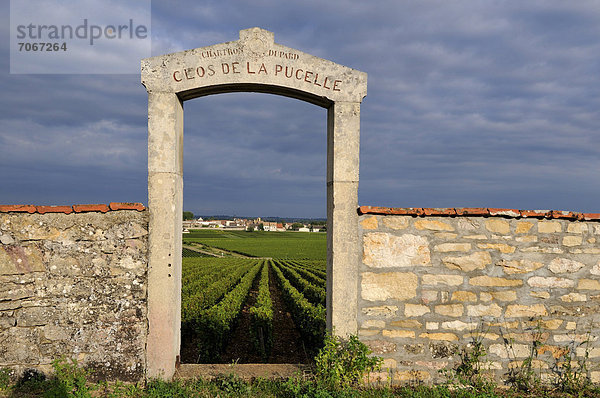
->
left=326, top=101, right=360, bottom=337
left=146, top=92, right=183, bottom=379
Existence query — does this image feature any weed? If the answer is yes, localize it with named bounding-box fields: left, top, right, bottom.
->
left=213, top=372, right=252, bottom=395
left=502, top=320, right=543, bottom=393
left=0, top=368, right=13, bottom=390
left=43, top=357, right=93, bottom=398
left=441, top=326, right=495, bottom=393
left=552, top=327, right=593, bottom=394
left=314, top=333, right=383, bottom=390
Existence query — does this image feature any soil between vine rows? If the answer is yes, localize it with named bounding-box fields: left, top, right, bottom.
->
left=180, top=265, right=311, bottom=364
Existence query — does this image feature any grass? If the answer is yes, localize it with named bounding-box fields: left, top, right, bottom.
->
left=6, top=372, right=600, bottom=398
left=183, top=229, right=326, bottom=260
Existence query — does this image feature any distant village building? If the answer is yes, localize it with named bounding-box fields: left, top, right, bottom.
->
left=183, top=215, right=323, bottom=232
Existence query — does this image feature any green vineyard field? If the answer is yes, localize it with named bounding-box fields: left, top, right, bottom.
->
left=181, top=229, right=327, bottom=363
left=183, top=229, right=326, bottom=259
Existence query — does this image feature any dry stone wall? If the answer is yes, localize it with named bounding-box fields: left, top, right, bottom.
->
left=0, top=204, right=148, bottom=381
left=358, top=206, right=600, bottom=385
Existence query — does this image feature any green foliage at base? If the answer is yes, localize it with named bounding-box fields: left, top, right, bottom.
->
left=314, top=333, right=383, bottom=390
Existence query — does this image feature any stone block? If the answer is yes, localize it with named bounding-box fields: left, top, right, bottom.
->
left=395, top=370, right=430, bottom=383
left=421, top=274, right=463, bottom=286
left=527, top=276, right=574, bottom=288
left=515, top=235, right=538, bottom=242
left=504, top=304, right=548, bottom=317
left=434, top=304, right=463, bottom=317
left=567, top=223, right=588, bottom=234
left=363, top=233, right=430, bottom=268
left=488, top=291, right=517, bottom=302
left=389, top=319, right=422, bottom=328
left=426, top=322, right=438, bottom=330
left=457, top=218, right=479, bottom=230
left=554, top=334, right=595, bottom=343
left=443, top=251, right=491, bottom=272
left=521, top=246, right=563, bottom=253
left=462, top=332, right=500, bottom=341
left=591, top=263, right=600, bottom=275
left=18, top=306, right=57, bottom=326
left=404, top=343, right=425, bottom=354
left=428, top=341, right=458, bottom=359
left=382, top=217, right=409, bottom=230
left=577, top=279, right=600, bottom=290
left=419, top=332, right=458, bottom=341
left=560, top=293, right=587, bottom=302
left=382, top=330, right=415, bottom=338
left=477, top=243, right=515, bottom=253
left=362, top=319, right=385, bottom=329
left=434, top=243, right=471, bottom=252
left=530, top=291, right=550, bottom=299
left=404, top=304, right=430, bottom=317
left=467, top=303, right=502, bottom=317
left=421, top=290, right=438, bottom=303
left=0, top=245, right=45, bottom=275
left=489, top=343, right=530, bottom=358
left=43, top=325, right=69, bottom=341
left=360, top=216, right=378, bottom=230
left=464, top=234, right=487, bottom=239
left=361, top=272, right=417, bottom=301
left=480, top=292, right=492, bottom=302
left=0, top=318, right=16, bottom=328
left=485, top=219, right=510, bottom=234
left=562, top=236, right=582, bottom=246
left=515, top=222, right=534, bottom=234
left=365, top=340, right=397, bottom=354
left=577, top=347, right=600, bottom=357
left=441, top=320, right=478, bottom=331
left=538, top=221, right=561, bottom=233
left=451, top=291, right=477, bottom=302
left=499, top=259, right=544, bottom=274
left=469, top=276, right=522, bottom=287
left=415, top=360, right=449, bottom=370
left=362, top=306, right=398, bottom=318
left=414, top=220, right=454, bottom=231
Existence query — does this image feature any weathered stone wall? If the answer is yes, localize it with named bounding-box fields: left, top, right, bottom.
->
left=358, top=206, right=600, bottom=385
left=0, top=204, right=148, bottom=381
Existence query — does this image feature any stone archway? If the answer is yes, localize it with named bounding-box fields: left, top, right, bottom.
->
left=141, top=27, right=367, bottom=379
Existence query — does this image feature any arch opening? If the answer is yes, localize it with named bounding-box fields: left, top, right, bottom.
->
left=180, top=92, right=326, bottom=365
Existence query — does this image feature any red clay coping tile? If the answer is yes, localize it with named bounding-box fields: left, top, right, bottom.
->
left=358, top=206, right=600, bottom=221
left=0, top=203, right=145, bottom=214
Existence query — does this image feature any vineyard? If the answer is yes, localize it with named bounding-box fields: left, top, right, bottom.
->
left=181, top=230, right=327, bottom=364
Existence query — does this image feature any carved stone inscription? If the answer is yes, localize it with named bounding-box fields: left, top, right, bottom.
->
left=173, top=49, right=342, bottom=93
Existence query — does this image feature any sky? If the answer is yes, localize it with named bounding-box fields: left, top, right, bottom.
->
left=1, top=1, right=599, bottom=219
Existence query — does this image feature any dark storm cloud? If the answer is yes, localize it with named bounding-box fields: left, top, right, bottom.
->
left=1, top=1, right=599, bottom=216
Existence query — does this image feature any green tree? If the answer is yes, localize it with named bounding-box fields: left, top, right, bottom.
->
left=183, top=211, right=195, bottom=220
left=291, top=222, right=303, bottom=231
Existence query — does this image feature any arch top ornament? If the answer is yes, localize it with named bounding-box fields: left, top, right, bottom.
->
left=141, top=27, right=367, bottom=105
